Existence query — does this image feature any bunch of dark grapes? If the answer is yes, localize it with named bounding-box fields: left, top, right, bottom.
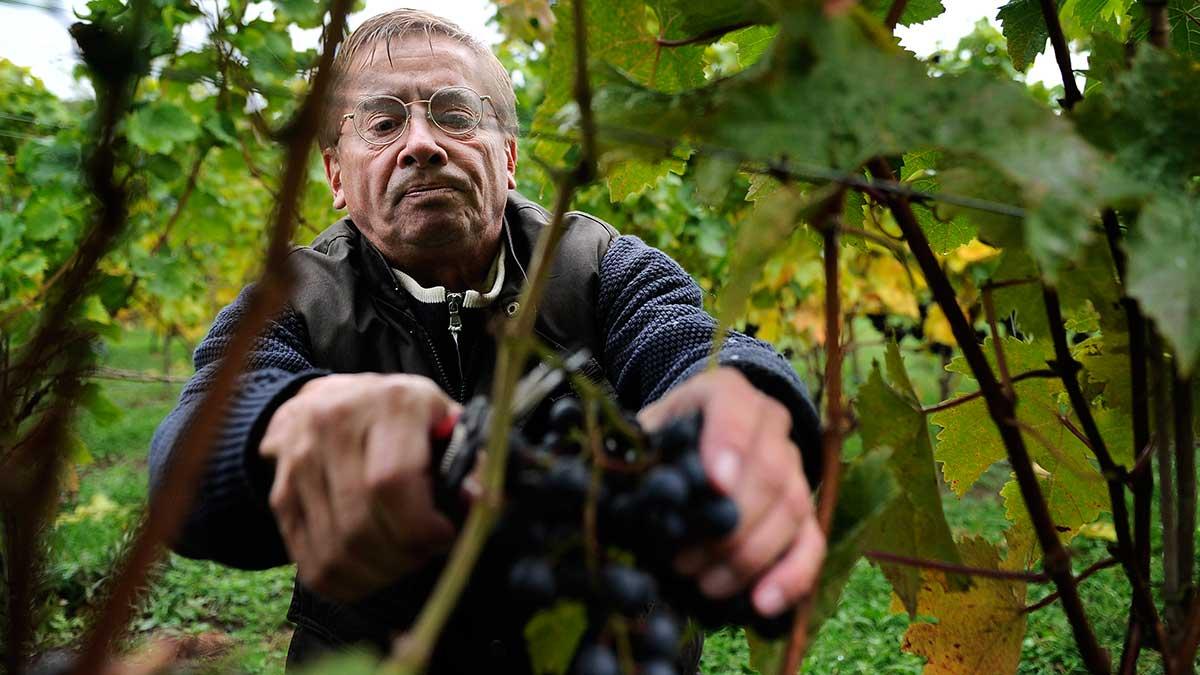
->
left=461, top=397, right=795, bottom=675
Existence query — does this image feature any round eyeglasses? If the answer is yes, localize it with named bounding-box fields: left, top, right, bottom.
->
left=342, top=86, right=494, bottom=146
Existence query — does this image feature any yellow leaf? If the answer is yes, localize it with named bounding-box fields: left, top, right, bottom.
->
left=1078, top=520, right=1118, bottom=542
left=923, top=304, right=956, bottom=346
left=866, top=256, right=920, bottom=318
left=901, top=538, right=1028, bottom=674
left=946, top=239, right=1000, bottom=272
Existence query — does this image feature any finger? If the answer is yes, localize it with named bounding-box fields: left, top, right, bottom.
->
left=363, top=387, right=456, bottom=551
left=293, top=461, right=389, bottom=598
left=751, top=515, right=827, bottom=617
left=696, top=504, right=797, bottom=599
left=323, top=427, right=408, bottom=575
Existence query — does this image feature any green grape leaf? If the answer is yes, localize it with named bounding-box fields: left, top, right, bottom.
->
left=524, top=601, right=587, bottom=675
left=996, top=0, right=1063, bottom=72
left=1125, top=193, right=1200, bottom=374
left=726, top=24, right=779, bottom=68
left=857, top=342, right=962, bottom=615
left=650, top=0, right=776, bottom=42
left=933, top=337, right=1064, bottom=495
left=900, top=537, right=1028, bottom=674
left=606, top=157, right=686, bottom=201
left=1074, top=45, right=1200, bottom=192
left=79, top=382, right=123, bottom=427
left=862, top=0, right=946, bottom=26
left=594, top=4, right=1117, bottom=277
left=127, top=102, right=201, bottom=155
left=1128, top=0, right=1200, bottom=60
left=900, top=149, right=976, bottom=253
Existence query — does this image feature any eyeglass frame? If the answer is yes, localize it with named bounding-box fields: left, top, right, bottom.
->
left=339, top=85, right=496, bottom=147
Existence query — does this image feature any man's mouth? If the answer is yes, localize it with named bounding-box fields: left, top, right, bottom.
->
left=403, top=185, right=457, bottom=198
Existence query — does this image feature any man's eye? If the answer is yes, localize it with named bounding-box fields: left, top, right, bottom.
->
left=367, top=116, right=402, bottom=134
left=437, top=109, right=475, bottom=130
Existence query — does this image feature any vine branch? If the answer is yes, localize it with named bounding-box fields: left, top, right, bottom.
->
left=920, top=370, right=1057, bottom=414
left=866, top=157, right=1110, bottom=674
left=865, top=550, right=1051, bottom=583
left=655, top=20, right=755, bottom=47
left=781, top=191, right=847, bottom=675
left=389, top=0, right=600, bottom=669
left=69, top=1, right=353, bottom=671
left=1024, top=558, right=1120, bottom=614
left=1036, top=0, right=1083, bottom=109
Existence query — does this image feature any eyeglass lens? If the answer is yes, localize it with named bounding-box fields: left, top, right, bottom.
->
left=354, top=87, right=484, bottom=144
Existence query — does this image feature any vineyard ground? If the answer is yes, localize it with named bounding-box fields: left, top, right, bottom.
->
left=39, top=326, right=1150, bottom=673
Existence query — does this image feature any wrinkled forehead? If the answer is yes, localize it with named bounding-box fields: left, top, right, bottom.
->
left=341, top=35, right=488, bottom=100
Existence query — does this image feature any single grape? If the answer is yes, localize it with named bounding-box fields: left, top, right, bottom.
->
left=509, top=556, right=556, bottom=605
left=652, top=510, right=688, bottom=543
left=574, top=643, right=620, bottom=675
left=545, top=457, right=590, bottom=501
left=549, top=397, right=585, bottom=432
left=653, top=411, right=701, bottom=457
left=603, top=564, right=658, bottom=615
left=678, top=453, right=707, bottom=490
left=639, top=466, right=689, bottom=507
left=638, top=659, right=677, bottom=675
left=640, top=611, right=681, bottom=659
left=693, top=496, right=739, bottom=538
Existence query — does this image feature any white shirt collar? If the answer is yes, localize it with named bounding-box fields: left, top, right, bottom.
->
left=391, top=244, right=505, bottom=308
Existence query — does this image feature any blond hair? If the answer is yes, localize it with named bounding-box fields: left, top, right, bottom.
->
left=319, top=9, right=518, bottom=149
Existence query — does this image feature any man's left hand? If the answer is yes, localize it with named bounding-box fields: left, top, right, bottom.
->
left=638, top=367, right=825, bottom=618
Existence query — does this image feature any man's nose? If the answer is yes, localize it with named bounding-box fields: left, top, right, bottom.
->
left=396, top=110, right=449, bottom=168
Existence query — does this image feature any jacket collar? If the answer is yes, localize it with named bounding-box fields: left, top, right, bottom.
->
left=311, top=191, right=544, bottom=314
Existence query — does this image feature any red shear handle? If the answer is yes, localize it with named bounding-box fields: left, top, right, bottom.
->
left=431, top=411, right=460, bottom=444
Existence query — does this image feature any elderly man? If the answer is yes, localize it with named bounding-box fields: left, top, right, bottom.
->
left=151, top=9, right=824, bottom=673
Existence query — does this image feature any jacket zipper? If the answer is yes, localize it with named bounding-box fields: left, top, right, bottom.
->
left=446, top=292, right=466, bottom=401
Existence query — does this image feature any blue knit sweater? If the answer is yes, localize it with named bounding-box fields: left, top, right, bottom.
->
left=149, top=234, right=821, bottom=570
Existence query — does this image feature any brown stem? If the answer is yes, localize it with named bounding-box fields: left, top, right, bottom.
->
left=1145, top=0, right=1170, bottom=48
left=1057, top=412, right=1095, bottom=452
left=1037, top=0, right=1083, bottom=109
left=2, top=385, right=79, bottom=675
left=1120, top=623, right=1143, bottom=675
left=781, top=194, right=847, bottom=675
left=389, top=2, right=600, bottom=670
left=1023, top=557, right=1121, bottom=614
left=1174, top=371, right=1195, bottom=607
left=884, top=0, right=910, bottom=30
left=982, top=276, right=1042, bottom=291
left=920, top=369, right=1057, bottom=414
left=655, top=20, right=755, bottom=47
left=68, top=3, right=353, bottom=672
left=867, top=158, right=1111, bottom=673
left=1044, top=287, right=1167, bottom=655
left=1101, top=211, right=1155, bottom=599
left=89, top=366, right=189, bottom=384
left=983, top=286, right=1013, bottom=398
left=866, top=549, right=1050, bottom=583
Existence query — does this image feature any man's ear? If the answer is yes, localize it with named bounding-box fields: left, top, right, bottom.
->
left=322, top=148, right=348, bottom=210
left=505, top=136, right=518, bottom=190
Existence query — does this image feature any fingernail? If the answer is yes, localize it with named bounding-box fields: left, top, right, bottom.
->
left=754, top=584, right=786, bottom=617
left=700, top=565, right=739, bottom=597
left=711, top=449, right=740, bottom=490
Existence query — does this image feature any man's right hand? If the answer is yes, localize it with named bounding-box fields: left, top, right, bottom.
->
left=259, top=373, right=460, bottom=601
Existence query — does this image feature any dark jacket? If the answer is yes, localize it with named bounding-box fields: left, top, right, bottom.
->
left=149, top=191, right=822, bottom=671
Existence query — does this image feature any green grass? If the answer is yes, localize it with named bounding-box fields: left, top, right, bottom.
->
left=39, top=327, right=295, bottom=673
left=39, top=325, right=1168, bottom=674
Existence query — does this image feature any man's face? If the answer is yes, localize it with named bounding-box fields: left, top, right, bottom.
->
left=323, top=35, right=517, bottom=266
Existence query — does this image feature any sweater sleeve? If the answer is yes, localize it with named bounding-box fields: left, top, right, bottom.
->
left=149, top=286, right=328, bottom=569
left=597, top=235, right=823, bottom=484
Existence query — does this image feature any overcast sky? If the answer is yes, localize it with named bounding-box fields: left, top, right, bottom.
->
left=0, top=0, right=1080, bottom=100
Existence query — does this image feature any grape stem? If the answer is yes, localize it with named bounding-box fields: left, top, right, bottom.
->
left=780, top=190, right=846, bottom=675
left=387, top=0, right=600, bottom=669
